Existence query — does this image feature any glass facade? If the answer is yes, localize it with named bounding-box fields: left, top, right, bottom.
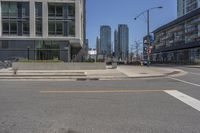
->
left=152, top=13, right=200, bottom=64
left=35, top=2, right=43, bottom=36
left=1, top=2, right=76, bottom=37
left=48, top=3, right=75, bottom=37
left=1, top=2, right=29, bottom=36
left=36, top=41, right=60, bottom=60
left=0, top=1, right=83, bottom=62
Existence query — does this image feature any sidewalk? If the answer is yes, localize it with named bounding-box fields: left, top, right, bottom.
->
left=116, top=66, right=186, bottom=78
left=186, top=65, right=200, bottom=68
left=0, top=65, right=186, bottom=81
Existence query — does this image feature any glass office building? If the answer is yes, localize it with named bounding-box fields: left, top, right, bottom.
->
left=178, top=0, right=200, bottom=17
left=152, top=8, right=200, bottom=64
left=100, top=25, right=112, bottom=57
left=0, top=0, right=85, bottom=62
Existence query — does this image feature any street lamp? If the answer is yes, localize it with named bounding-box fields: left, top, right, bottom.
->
left=134, top=6, right=163, bottom=66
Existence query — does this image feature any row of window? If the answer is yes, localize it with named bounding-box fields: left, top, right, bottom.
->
left=1, top=2, right=75, bottom=37
left=1, top=2, right=29, bottom=18
left=1, top=2, right=75, bottom=18
left=2, top=21, right=29, bottom=35
left=2, top=21, right=75, bottom=36
left=48, top=21, right=75, bottom=36
left=48, top=4, right=75, bottom=18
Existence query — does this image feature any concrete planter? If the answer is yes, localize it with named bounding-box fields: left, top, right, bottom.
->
left=12, top=62, right=106, bottom=70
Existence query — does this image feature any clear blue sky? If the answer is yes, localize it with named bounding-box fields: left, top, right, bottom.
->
left=86, top=0, right=177, bottom=49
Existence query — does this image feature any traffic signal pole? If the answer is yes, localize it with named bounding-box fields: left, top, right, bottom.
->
left=134, top=6, right=163, bottom=66
left=147, top=10, right=150, bottom=66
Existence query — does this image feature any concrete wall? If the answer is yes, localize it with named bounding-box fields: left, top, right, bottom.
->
left=12, top=62, right=106, bottom=70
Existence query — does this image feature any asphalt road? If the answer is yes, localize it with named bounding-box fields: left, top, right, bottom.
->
left=0, top=67, right=200, bottom=133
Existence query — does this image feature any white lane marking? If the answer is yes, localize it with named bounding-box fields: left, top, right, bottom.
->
left=165, top=90, right=200, bottom=112
left=190, top=72, right=200, bottom=76
left=169, top=77, right=200, bottom=87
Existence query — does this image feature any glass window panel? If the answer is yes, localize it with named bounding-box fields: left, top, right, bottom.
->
left=35, top=2, right=42, bottom=17
left=10, top=21, right=17, bottom=34
left=48, top=22, right=55, bottom=35
left=56, top=6, right=63, bottom=17
left=2, top=21, right=9, bottom=34
left=22, top=3, right=29, bottom=17
left=68, top=4, right=75, bottom=17
left=68, top=21, right=75, bottom=36
left=1, top=2, right=9, bottom=17
left=48, top=5, right=55, bottom=16
left=36, top=21, right=42, bottom=36
left=9, top=2, right=18, bottom=17
left=56, top=22, right=63, bottom=35
left=23, top=22, right=29, bottom=35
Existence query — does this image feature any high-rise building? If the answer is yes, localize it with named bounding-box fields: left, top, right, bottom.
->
left=118, top=24, right=129, bottom=61
left=96, top=36, right=100, bottom=56
left=114, top=30, right=119, bottom=58
left=100, top=25, right=111, bottom=56
left=0, top=0, right=85, bottom=62
left=177, top=0, right=200, bottom=17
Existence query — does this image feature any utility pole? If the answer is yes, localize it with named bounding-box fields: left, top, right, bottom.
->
left=135, top=41, right=140, bottom=60
left=134, top=6, right=163, bottom=66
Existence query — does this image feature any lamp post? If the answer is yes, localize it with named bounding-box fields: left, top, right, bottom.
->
left=134, top=6, right=163, bottom=66
left=27, top=46, right=30, bottom=61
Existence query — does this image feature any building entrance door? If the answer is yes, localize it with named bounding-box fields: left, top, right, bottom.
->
left=36, top=41, right=60, bottom=60
left=36, top=49, right=60, bottom=60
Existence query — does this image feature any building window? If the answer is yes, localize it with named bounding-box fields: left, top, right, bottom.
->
left=56, top=6, right=63, bottom=17
left=48, top=4, right=63, bottom=17
left=1, top=2, right=29, bottom=36
left=10, top=21, right=17, bottom=34
left=1, top=2, right=9, bottom=17
left=48, top=22, right=63, bottom=36
left=68, top=4, right=75, bottom=17
left=2, top=21, right=9, bottom=35
left=48, top=5, right=55, bottom=17
left=35, top=3, right=42, bottom=17
left=36, top=21, right=42, bottom=36
left=48, top=22, right=56, bottom=35
left=21, top=3, right=29, bottom=18
left=68, top=21, right=75, bottom=36
left=56, top=22, right=63, bottom=35
left=35, top=2, right=43, bottom=36
left=48, top=3, right=75, bottom=37
left=23, top=22, right=29, bottom=35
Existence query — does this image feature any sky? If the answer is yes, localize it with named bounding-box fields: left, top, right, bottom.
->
left=86, top=0, right=177, bottom=49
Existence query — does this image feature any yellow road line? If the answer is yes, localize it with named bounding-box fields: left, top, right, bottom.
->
left=40, top=89, right=176, bottom=93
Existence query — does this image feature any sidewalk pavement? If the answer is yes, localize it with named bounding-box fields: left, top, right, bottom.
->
left=0, top=65, right=186, bottom=81
left=116, top=66, right=186, bottom=78
left=187, top=65, right=200, bottom=68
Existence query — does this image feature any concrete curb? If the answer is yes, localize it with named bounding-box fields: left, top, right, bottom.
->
left=0, top=71, right=182, bottom=81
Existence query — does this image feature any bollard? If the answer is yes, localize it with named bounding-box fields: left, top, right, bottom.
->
left=13, top=69, right=18, bottom=75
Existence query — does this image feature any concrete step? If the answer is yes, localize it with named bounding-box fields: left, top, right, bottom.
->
left=0, top=71, right=86, bottom=76
left=0, top=76, right=87, bottom=79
